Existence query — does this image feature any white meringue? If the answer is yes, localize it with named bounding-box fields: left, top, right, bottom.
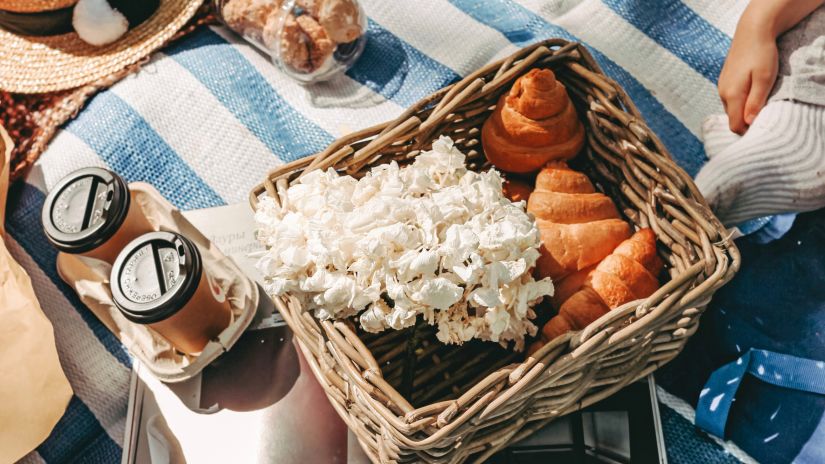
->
left=255, top=136, right=554, bottom=348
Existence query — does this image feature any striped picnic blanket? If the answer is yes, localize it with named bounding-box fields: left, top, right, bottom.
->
left=5, top=0, right=769, bottom=462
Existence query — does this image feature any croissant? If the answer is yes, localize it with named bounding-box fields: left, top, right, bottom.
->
left=540, top=229, right=663, bottom=342
left=550, top=264, right=594, bottom=309
left=482, top=68, right=585, bottom=173
left=502, top=177, right=534, bottom=203
left=527, top=162, right=631, bottom=282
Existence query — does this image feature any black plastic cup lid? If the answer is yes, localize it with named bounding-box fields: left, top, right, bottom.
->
left=41, top=167, right=130, bottom=254
left=110, top=231, right=203, bottom=324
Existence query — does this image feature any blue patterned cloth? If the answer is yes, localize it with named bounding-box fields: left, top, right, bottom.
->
left=658, top=208, right=825, bottom=464
left=7, top=1, right=820, bottom=463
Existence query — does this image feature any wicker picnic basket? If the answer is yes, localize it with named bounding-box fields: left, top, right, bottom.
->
left=249, top=38, right=740, bottom=463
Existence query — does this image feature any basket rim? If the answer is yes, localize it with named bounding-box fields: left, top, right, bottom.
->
left=248, top=37, right=741, bottom=460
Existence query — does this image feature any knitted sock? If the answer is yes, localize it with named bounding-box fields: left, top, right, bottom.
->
left=695, top=100, right=825, bottom=226
left=701, top=114, right=741, bottom=159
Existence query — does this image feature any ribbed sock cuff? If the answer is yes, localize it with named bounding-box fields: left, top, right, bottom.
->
left=695, top=101, right=825, bottom=226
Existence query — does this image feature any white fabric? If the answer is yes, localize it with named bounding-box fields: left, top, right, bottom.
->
left=696, top=101, right=825, bottom=225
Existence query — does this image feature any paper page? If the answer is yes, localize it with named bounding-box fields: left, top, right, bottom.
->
left=182, top=203, right=265, bottom=286
left=126, top=326, right=349, bottom=464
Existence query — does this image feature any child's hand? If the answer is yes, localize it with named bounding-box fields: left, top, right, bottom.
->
left=718, top=0, right=824, bottom=134
left=718, top=17, right=778, bottom=135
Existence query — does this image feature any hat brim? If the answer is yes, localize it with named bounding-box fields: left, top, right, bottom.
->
left=0, top=0, right=203, bottom=93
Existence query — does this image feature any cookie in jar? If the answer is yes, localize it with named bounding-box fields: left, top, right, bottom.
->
left=215, top=0, right=367, bottom=82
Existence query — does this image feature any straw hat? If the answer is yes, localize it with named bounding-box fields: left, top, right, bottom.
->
left=0, top=0, right=204, bottom=93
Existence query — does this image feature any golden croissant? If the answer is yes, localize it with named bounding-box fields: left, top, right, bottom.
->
left=528, top=229, right=663, bottom=354
left=482, top=68, right=585, bottom=173
left=527, top=161, right=631, bottom=282
left=540, top=229, right=663, bottom=343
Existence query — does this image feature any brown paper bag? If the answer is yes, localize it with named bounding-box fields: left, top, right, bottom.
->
left=0, top=126, right=73, bottom=464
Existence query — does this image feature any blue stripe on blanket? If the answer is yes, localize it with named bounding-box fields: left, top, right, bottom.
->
left=166, top=24, right=457, bottom=161
left=6, top=184, right=132, bottom=368
left=601, top=0, right=730, bottom=83
left=448, top=0, right=706, bottom=176
left=347, top=19, right=460, bottom=106
left=65, top=92, right=224, bottom=210
left=164, top=28, right=334, bottom=162
left=659, top=403, right=740, bottom=464
left=37, top=396, right=121, bottom=464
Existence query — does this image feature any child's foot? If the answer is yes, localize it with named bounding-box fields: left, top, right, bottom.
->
left=701, top=114, right=741, bottom=159
left=695, top=100, right=825, bottom=226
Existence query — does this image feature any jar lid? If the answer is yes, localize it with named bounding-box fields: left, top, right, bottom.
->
left=41, top=167, right=130, bottom=254
left=111, top=231, right=203, bottom=324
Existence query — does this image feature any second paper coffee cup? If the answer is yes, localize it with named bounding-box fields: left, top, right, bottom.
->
left=110, top=231, right=232, bottom=355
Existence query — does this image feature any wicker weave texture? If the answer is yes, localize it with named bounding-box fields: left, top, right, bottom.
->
left=0, top=0, right=76, bottom=13
left=250, top=39, right=740, bottom=463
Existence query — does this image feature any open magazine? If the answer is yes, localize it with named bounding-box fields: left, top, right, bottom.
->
left=123, top=323, right=667, bottom=464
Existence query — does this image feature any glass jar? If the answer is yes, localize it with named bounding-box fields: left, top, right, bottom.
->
left=214, top=0, right=367, bottom=83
